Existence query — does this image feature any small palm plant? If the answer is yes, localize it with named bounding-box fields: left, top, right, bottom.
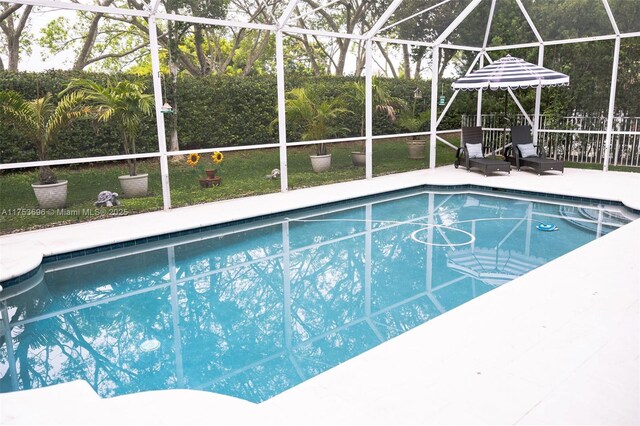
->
left=352, top=77, right=405, bottom=138
left=396, top=91, right=429, bottom=140
left=351, top=78, right=405, bottom=165
left=0, top=90, right=89, bottom=184
left=64, top=79, right=153, bottom=177
left=284, top=87, right=348, bottom=156
left=396, top=95, right=430, bottom=159
left=396, top=110, right=430, bottom=139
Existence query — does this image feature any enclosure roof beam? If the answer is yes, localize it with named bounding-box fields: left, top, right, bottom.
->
left=477, top=0, right=495, bottom=130
left=601, top=0, right=620, bottom=35
left=481, top=0, right=497, bottom=49
left=515, top=0, right=543, bottom=43
left=372, top=36, right=433, bottom=47
left=149, top=0, right=162, bottom=13
left=0, top=0, right=281, bottom=31
left=480, top=31, right=639, bottom=51
left=0, top=0, right=150, bottom=17
left=287, top=0, right=341, bottom=23
left=365, top=0, right=406, bottom=39
left=278, top=0, right=300, bottom=28
left=1, top=0, right=633, bottom=47
left=437, top=52, right=482, bottom=127
left=440, top=43, right=483, bottom=51
left=542, top=32, right=632, bottom=45
left=484, top=41, right=539, bottom=51
left=283, top=25, right=367, bottom=40
left=377, top=0, right=452, bottom=34
left=155, top=12, right=276, bottom=31
left=433, top=0, right=482, bottom=45
left=371, top=36, right=484, bottom=52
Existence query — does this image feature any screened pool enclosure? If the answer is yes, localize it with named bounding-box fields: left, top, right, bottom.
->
left=0, top=0, right=638, bottom=211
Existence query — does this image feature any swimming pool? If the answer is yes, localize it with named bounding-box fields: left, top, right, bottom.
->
left=0, top=188, right=634, bottom=403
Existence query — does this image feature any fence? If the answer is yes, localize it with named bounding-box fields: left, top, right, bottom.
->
left=461, top=114, right=640, bottom=167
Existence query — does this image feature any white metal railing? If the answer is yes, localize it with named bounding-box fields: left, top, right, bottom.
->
left=0, top=131, right=456, bottom=171
left=461, top=114, right=640, bottom=167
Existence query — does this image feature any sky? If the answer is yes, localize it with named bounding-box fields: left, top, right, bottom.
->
left=18, top=7, right=74, bottom=71
left=5, top=5, right=451, bottom=79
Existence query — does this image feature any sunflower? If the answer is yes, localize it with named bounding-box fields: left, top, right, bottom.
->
left=187, top=153, right=201, bottom=167
left=212, top=151, right=224, bottom=164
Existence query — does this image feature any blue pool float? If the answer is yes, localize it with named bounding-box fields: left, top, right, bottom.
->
left=536, top=223, right=558, bottom=232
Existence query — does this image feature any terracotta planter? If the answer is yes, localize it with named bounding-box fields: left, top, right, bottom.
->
left=31, top=180, right=68, bottom=209
left=199, top=177, right=221, bottom=188
left=205, top=169, right=217, bottom=179
left=118, top=173, right=149, bottom=198
left=406, top=139, right=427, bottom=159
left=310, top=154, right=332, bottom=172
left=351, top=152, right=366, bottom=167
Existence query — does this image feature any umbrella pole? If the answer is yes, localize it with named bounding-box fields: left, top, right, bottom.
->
left=502, top=90, right=508, bottom=158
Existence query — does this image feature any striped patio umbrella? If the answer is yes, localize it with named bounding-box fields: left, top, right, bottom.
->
left=446, top=247, right=545, bottom=287
left=452, top=55, right=569, bottom=155
left=452, top=55, right=569, bottom=91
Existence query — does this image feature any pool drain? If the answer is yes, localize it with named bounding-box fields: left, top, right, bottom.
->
left=536, top=223, right=558, bottom=232
left=140, top=338, right=161, bottom=352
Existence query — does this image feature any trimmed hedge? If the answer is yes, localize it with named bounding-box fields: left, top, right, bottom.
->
left=0, top=71, right=478, bottom=164
left=0, top=71, right=155, bottom=163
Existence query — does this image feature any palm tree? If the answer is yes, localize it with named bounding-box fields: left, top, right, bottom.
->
left=352, top=77, right=405, bottom=138
left=0, top=91, right=89, bottom=184
left=396, top=92, right=429, bottom=140
left=284, top=87, right=348, bottom=156
left=64, top=79, right=153, bottom=176
left=351, top=78, right=405, bottom=161
left=396, top=109, right=430, bottom=139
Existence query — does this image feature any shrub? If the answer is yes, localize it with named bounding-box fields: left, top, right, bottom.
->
left=0, top=71, right=473, bottom=164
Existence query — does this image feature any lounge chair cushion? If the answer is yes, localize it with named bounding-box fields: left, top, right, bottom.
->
left=518, top=143, right=538, bottom=158
left=466, top=143, right=484, bottom=158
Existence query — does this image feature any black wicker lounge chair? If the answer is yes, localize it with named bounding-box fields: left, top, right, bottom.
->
left=508, top=125, right=564, bottom=175
left=455, top=126, right=511, bottom=176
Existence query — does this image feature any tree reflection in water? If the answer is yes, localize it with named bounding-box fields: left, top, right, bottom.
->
left=1, top=189, right=624, bottom=402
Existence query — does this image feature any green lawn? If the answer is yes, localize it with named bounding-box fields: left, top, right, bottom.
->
left=2, top=137, right=637, bottom=234
left=564, top=162, right=639, bottom=173
left=0, top=138, right=458, bottom=234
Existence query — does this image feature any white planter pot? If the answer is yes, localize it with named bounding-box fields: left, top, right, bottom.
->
left=119, top=174, right=149, bottom=198
left=406, top=139, right=427, bottom=159
left=31, top=180, right=68, bottom=209
left=310, top=154, right=332, bottom=173
left=351, top=152, right=366, bottom=167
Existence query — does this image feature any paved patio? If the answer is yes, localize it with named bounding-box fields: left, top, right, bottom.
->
left=1, top=166, right=639, bottom=425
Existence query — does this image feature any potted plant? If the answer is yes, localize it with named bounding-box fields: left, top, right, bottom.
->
left=186, top=151, right=224, bottom=187
left=284, top=87, right=348, bottom=172
left=350, top=78, right=404, bottom=167
left=65, top=79, right=153, bottom=197
left=397, top=97, right=429, bottom=159
left=0, top=90, right=89, bottom=208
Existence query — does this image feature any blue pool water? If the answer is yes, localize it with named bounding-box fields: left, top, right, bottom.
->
left=0, top=188, right=634, bottom=403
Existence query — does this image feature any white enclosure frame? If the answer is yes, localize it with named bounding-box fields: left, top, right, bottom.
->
left=1, top=0, right=639, bottom=210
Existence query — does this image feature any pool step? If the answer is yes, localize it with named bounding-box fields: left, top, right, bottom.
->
left=558, top=206, right=630, bottom=234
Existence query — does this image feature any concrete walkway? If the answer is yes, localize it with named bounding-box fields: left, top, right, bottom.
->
left=1, top=166, right=639, bottom=425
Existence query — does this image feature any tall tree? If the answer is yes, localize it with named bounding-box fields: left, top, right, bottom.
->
left=117, top=0, right=279, bottom=151
left=295, top=0, right=371, bottom=76
left=0, top=3, right=32, bottom=71
left=393, top=0, right=473, bottom=80
left=38, top=6, right=149, bottom=73
left=157, top=0, right=230, bottom=152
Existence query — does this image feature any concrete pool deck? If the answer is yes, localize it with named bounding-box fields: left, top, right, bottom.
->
left=1, top=166, right=639, bottom=425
